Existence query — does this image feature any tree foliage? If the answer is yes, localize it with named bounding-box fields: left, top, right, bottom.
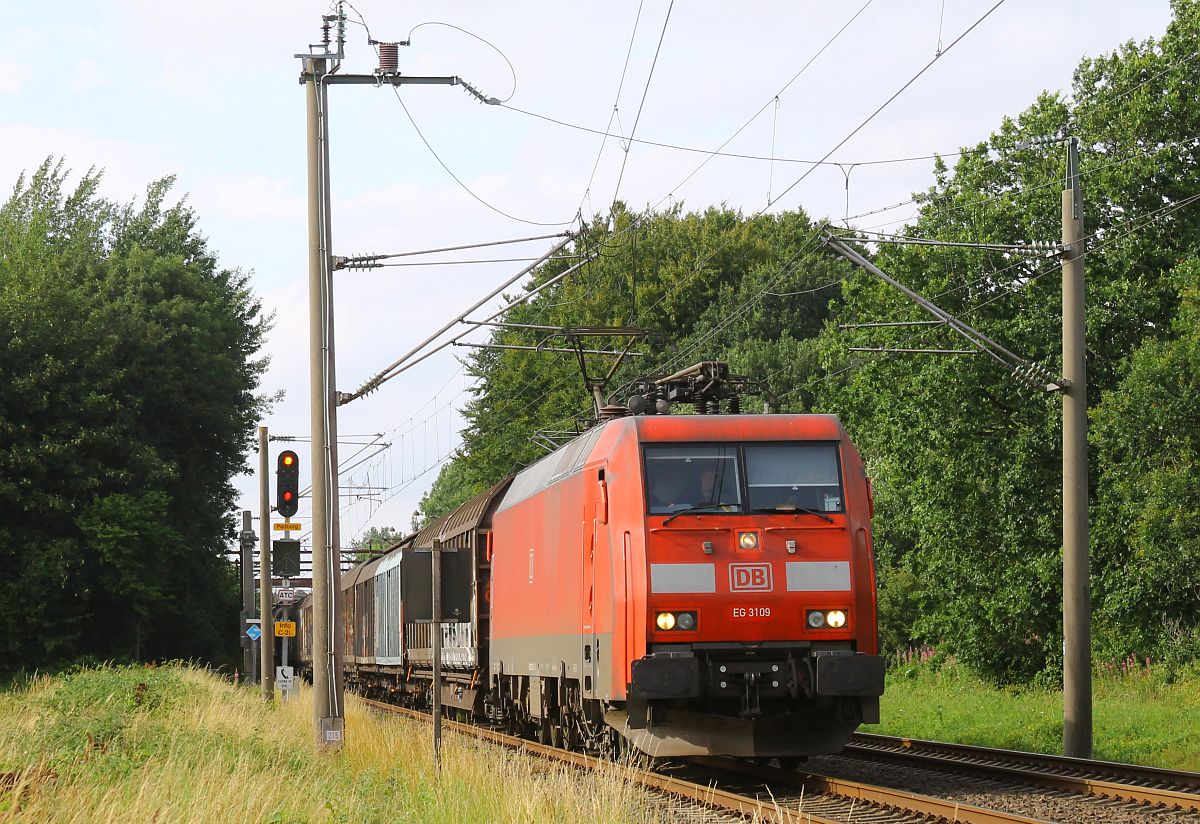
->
left=0, top=160, right=270, bottom=670
left=417, top=203, right=852, bottom=522
left=346, top=525, right=405, bottom=565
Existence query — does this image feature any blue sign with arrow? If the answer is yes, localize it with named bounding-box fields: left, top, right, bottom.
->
left=246, top=624, right=262, bottom=641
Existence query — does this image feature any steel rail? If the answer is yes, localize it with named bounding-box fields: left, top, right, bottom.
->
left=848, top=732, right=1200, bottom=812
left=689, top=756, right=1048, bottom=824
left=357, top=697, right=1047, bottom=823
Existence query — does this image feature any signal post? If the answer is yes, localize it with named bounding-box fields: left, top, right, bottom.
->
left=239, top=510, right=257, bottom=682
left=259, top=427, right=273, bottom=701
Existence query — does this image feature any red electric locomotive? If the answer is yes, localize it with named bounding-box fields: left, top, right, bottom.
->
left=297, top=362, right=884, bottom=758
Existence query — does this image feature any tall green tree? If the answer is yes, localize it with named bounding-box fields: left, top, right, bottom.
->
left=1092, top=258, right=1200, bottom=664
left=817, top=0, right=1200, bottom=681
left=0, top=160, right=271, bottom=669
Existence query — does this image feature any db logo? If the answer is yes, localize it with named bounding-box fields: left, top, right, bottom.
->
left=729, top=563, right=773, bottom=592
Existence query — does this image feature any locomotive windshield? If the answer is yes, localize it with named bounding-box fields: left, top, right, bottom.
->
left=644, top=442, right=843, bottom=515
left=644, top=445, right=742, bottom=514
left=745, top=443, right=843, bottom=513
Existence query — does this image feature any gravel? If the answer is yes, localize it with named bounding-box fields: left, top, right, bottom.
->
left=803, top=752, right=1200, bottom=823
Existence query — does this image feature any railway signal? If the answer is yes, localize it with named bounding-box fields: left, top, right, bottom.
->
left=277, top=450, right=300, bottom=518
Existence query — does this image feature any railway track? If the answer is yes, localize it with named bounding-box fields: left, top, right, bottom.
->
left=845, top=732, right=1200, bottom=813
left=357, top=696, right=1053, bottom=823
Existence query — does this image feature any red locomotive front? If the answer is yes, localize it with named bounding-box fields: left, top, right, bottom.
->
left=490, top=406, right=883, bottom=758
left=619, top=413, right=882, bottom=756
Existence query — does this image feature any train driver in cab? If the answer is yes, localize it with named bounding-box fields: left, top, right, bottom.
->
left=649, top=463, right=722, bottom=512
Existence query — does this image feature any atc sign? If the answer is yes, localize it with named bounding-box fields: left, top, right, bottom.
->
left=729, top=563, right=773, bottom=592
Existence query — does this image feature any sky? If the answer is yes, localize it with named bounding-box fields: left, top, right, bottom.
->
left=2, top=0, right=1174, bottom=559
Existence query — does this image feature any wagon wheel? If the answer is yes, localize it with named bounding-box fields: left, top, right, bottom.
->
left=563, top=716, right=582, bottom=752
left=538, top=716, right=553, bottom=745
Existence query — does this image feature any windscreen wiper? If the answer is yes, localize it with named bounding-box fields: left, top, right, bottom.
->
left=661, top=502, right=737, bottom=526
left=751, top=506, right=835, bottom=523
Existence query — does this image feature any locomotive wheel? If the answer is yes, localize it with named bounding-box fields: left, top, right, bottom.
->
left=603, top=728, right=631, bottom=762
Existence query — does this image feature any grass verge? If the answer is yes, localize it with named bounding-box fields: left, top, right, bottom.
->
left=865, top=658, right=1200, bottom=770
left=0, top=664, right=662, bottom=823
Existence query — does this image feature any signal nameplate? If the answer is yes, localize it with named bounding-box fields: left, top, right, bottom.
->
left=274, top=621, right=297, bottom=637
left=273, top=522, right=302, bottom=531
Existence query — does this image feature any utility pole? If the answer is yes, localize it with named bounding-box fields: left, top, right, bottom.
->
left=259, top=426, right=274, bottom=702
left=1061, top=136, right=1091, bottom=759
left=824, top=166, right=1094, bottom=754
left=296, top=6, right=498, bottom=750
left=303, top=51, right=344, bottom=751
left=239, top=510, right=256, bottom=682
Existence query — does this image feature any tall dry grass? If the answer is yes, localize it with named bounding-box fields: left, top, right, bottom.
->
left=0, top=664, right=668, bottom=823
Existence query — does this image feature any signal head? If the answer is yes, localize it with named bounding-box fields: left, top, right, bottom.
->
left=276, top=450, right=300, bottom=518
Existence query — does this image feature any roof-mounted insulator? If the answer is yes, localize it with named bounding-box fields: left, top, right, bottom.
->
left=598, top=404, right=629, bottom=422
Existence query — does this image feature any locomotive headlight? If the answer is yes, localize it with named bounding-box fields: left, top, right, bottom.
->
left=737, top=531, right=760, bottom=550
left=675, top=612, right=697, bottom=631
left=656, top=612, right=676, bottom=630
left=806, top=610, right=826, bottom=628
left=826, top=609, right=847, bottom=628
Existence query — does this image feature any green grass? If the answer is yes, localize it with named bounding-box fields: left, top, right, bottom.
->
left=865, top=657, right=1200, bottom=771
left=0, top=664, right=662, bottom=823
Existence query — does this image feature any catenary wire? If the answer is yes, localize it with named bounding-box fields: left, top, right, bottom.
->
left=804, top=188, right=1200, bottom=393
left=609, top=0, right=674, bottom=212
left=409, top=0, right=1011, bottom=475
left=340, top=0, right=1142, bottom=537
left=405, top=21, right=518, bottom=102
left=575, top=0, right=646, bottom=220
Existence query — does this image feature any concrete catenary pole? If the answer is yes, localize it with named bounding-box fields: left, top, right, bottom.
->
left=320, top=77, right=346, bottom=722
left=304, top=54, right=344, bottom=751
left=1061, top=137, right=1091, bottom=758
left=259, top=426, right=273, bottom=701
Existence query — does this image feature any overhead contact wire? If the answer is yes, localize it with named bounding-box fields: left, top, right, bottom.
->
left=609, top=0, right=674, bottom=211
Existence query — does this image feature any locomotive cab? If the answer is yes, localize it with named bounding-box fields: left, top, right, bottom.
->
left=611, top=414, right=884, bottom=757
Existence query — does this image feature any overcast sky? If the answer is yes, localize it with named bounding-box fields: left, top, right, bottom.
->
left=3, top=1, right=1173, bottom=552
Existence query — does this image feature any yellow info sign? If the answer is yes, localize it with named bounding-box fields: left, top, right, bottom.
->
left=274, top=621, right=297, bottom=637
left=273, top=522, right=301, bottom=531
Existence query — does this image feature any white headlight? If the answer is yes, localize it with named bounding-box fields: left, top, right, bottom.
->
left=738, top=531, right=759, bottom=549
left=826, top=610, right=846, bottom=628
left=656, top=612, right=676, bottom=630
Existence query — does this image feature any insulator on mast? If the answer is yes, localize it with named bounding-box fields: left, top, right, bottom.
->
left=378, top=42, right=399, bottom=74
